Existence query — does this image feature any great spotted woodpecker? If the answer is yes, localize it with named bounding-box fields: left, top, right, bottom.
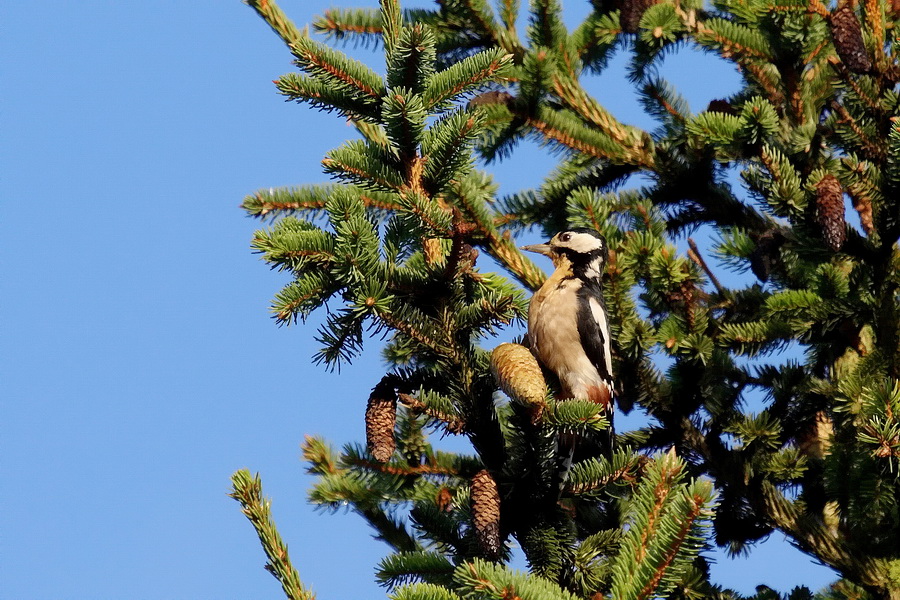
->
left=523, top=228, right=615, bottom=445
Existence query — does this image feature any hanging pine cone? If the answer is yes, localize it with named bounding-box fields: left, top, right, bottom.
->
left=467, top=90, right=516, bottom=109
left=620, top=0, right=657, bottom=33
left=816, top=174, right=847, bottom=251
left=797, top=410, right=834, bottom=459
left=851, top=193, right=875, bottom=235
left=749, top=228, right=787, bottom=282
left=491, top=343, right=547, bottom=422
left=678, top=280, right=697, bottom=330
left=471, top=469, right=501, bottom=559
left=435, top=486, right=454, bottom=512
left=707, top=99, right=738, bottom=115
left=829, top=3, right=872, bottom=74
left=365, top=382, right=397, bottom=463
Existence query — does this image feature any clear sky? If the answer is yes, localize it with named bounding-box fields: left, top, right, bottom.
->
left=3, top=1, right=837, bottom=598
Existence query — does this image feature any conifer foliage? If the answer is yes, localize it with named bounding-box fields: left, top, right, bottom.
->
left=233, top=0, right=900, bottom=598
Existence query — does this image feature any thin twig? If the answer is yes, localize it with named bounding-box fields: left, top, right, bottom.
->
left=687, top=238, right=725, bottom=295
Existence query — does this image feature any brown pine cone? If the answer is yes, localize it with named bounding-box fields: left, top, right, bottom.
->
left=467, top=91, right=516, bottom=109
left=707, top=99, right=738, bottom=115
left=749, top=228, right=787, bottom=282
left=365, top=383, right=397, bottom=463
left=829, top=4, right=872, bottom=74
left=797, top=410, right=834, bottom=459
left=435, top=487, right=454, bottom=512
left=816, top=174, right=847, bottom=251
left=851, top=193, right=874, bottom=235
left=471, top=469, right=501, bottom=558
left=620, top=0, right=657, bottom=33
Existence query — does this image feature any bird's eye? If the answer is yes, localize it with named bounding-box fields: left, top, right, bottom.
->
left=560, top=233, right=571, bottom=242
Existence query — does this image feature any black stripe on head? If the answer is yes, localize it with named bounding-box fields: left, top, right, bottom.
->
left=553, top=229, right=607, bottom=281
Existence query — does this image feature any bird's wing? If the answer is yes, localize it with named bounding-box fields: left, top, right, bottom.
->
left=575, top=287, right=613, bottom=381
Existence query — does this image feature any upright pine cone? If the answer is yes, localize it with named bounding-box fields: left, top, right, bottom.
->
left=620, top=0, right=658, bottom=33
left=399, top=421, right=427, bottom=465
left=365, top=381, right=397, bottom=463
left=829, top=3, right=872, bottom=74
left=816, top=174, right=847, bottom=251
left=471, top=469, right=501, bottom=559
left=491, top=343, right=547, bottom=422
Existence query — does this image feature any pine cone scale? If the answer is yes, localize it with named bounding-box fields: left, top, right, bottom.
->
left=816, top=174, right=847, bottom=251
left=471, top=469, right=502, bottom=559
left=366, top=383, right=397, bottom=463
left=491, top=343, right=547, bottom=422
left=829, top=4, right=873, bottom=74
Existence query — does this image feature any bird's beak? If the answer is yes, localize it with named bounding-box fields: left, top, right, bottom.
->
left=521, top=242, right=552, bottom=256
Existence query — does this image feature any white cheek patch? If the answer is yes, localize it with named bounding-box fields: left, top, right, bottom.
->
left=563, top=232, right=604, bottom=254
left=588, top=296, right=613, bottom=376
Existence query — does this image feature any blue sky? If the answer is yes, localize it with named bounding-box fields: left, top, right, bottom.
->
left=3, top=1, right=837, bottom=598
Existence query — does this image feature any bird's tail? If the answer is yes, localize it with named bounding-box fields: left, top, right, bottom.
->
left=556, top=432, right=577, bottom=496
left=556, top=405, right=615, bottom=497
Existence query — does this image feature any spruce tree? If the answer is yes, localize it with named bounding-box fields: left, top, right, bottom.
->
left=230, top=0, right=900, bottom=598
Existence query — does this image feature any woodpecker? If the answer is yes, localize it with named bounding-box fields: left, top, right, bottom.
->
left=522, top=227, right=615, bottom=418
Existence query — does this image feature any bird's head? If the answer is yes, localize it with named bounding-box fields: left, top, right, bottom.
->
left=522, top=228, right=608, bottom=278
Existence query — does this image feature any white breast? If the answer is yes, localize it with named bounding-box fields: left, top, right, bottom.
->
left=528, top=275, right=605, bottom=400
